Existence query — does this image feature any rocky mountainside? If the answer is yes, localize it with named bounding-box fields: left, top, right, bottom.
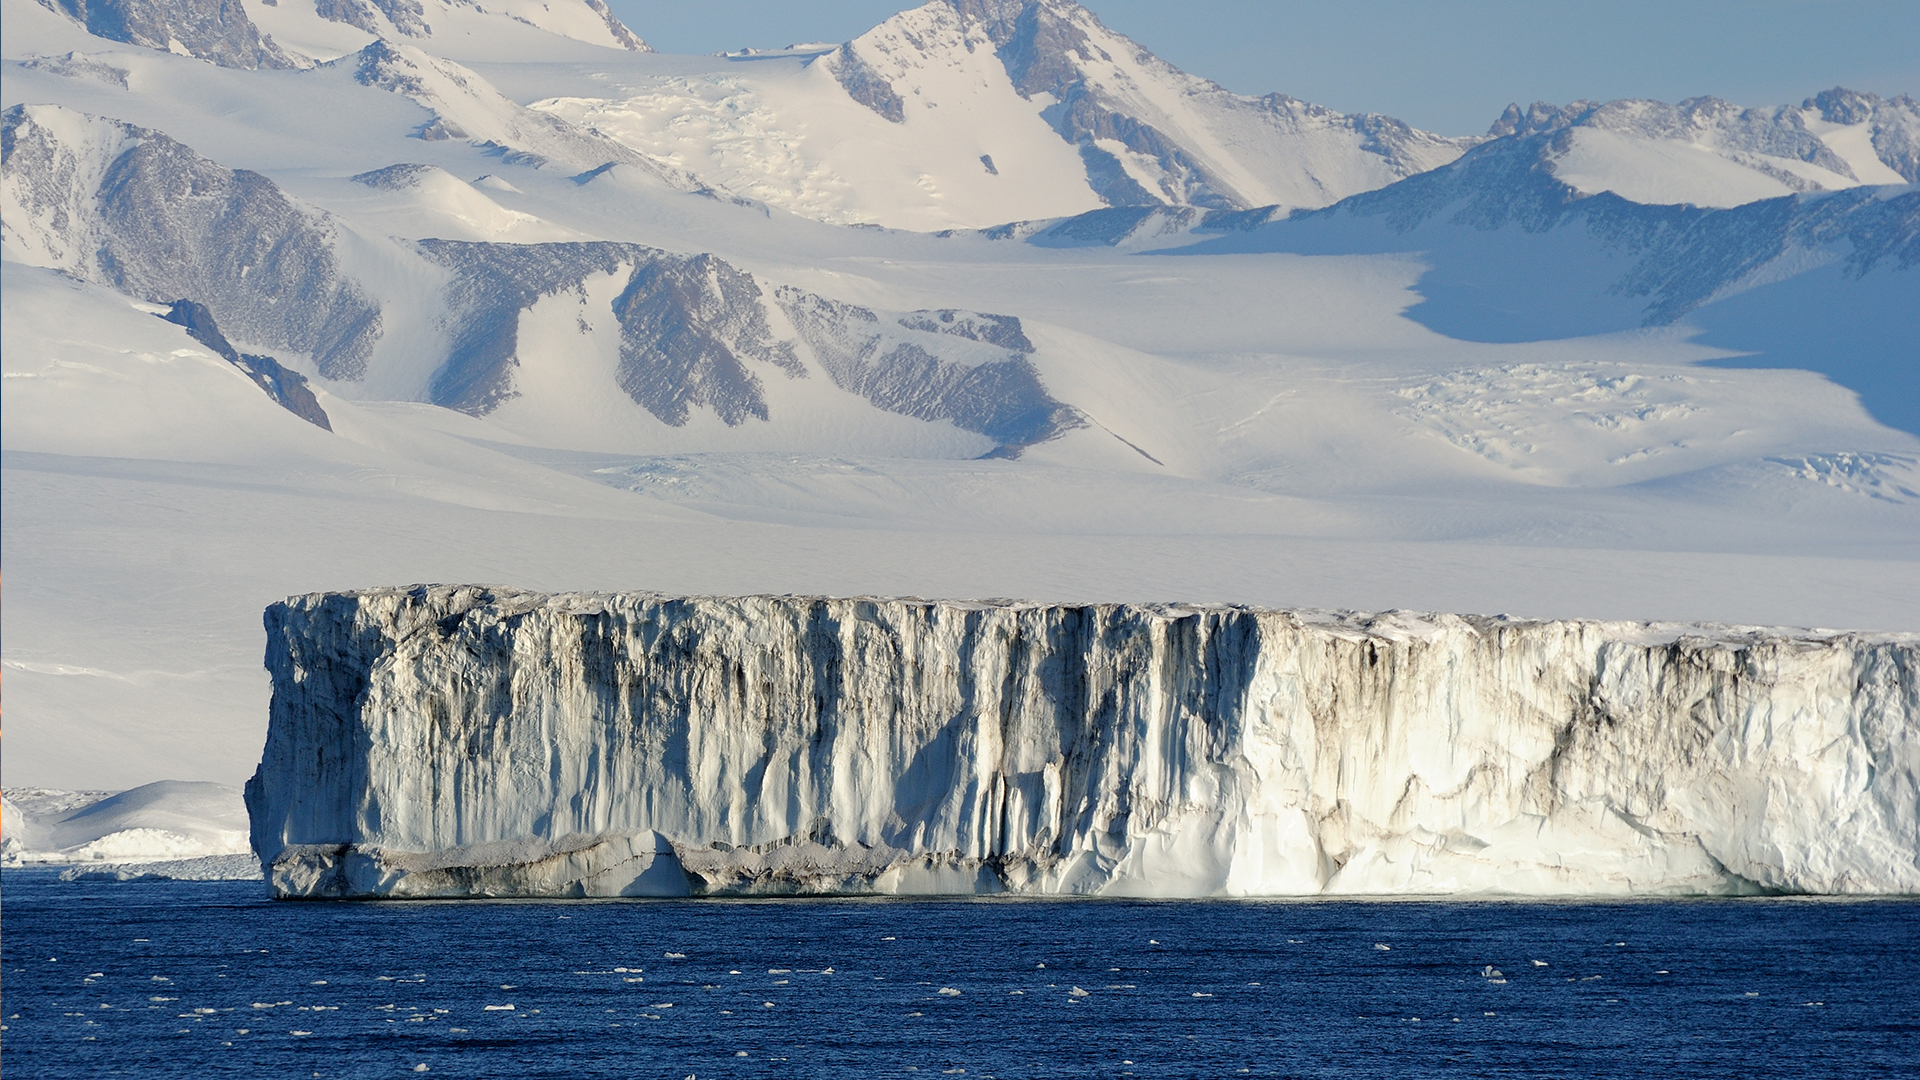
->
left=1, top=103, right=384, bottom=377
left=832, top=0, right=1477, bottom=211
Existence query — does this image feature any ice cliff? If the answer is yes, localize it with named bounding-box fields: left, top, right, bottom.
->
left=245, top=586, right=1920, bottom=899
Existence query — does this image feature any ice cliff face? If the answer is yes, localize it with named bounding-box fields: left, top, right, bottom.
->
left=246, top=587, right=1920, bottom=900
left=1, top=104, right=383, bottom=378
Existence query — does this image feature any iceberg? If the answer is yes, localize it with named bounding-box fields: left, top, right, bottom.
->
left=245, top=586, right=1919, bottom=899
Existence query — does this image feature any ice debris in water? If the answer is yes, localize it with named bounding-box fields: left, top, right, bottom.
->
left=1068, top=987, right=1089, bottom=998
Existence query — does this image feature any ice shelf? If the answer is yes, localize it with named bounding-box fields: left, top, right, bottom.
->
left=245, top=586, right=1919, bottom=898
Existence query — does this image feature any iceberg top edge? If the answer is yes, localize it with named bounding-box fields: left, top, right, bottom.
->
left=268, top=585, right=1920, bottom=645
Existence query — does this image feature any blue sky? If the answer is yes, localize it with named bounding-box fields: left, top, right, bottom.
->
left=602, top=0, right=1920, bottom=134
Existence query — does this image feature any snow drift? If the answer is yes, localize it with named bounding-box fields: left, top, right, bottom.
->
left=246, top=586, right=1920, bottom=899
left=3, top=781, right=252, bottom=865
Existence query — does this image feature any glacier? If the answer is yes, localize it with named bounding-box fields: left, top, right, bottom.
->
left=245, top=585, right=1920, bottom=899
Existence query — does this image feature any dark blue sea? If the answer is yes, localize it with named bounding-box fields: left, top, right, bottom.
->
left=3, top=871, right=1915, bottom=1079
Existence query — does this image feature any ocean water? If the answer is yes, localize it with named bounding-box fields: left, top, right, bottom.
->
left=3, top=872, right=1915, bottom=1079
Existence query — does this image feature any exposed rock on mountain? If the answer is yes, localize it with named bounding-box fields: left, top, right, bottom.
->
left=39, top=0, right=304, bottom=69
left=416, top=240, right=801, bottom=424
left=159, top=299, right=332, bottom=430
left=836, top=0, right=1477, bottom=210
left=1, top=104, right=382, bottom=378
left=1486, top=87, right=1920, bottom=200
left=314, top=0, right=430, bottom=39
left=777, top=288, right=1082, bottom=449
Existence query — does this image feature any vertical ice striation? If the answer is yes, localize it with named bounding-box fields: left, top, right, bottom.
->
left=245, top=587, right=1920, bottom=899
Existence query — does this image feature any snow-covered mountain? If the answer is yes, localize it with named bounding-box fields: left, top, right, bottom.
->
left=1489, top=88, right=1918, bottom=205
left=1173, top=126, right=1919, bottom=434
left=2, top=0, right=1916, bottom=804
left=33, top=0, right=647, bottom=69
left=533, top=0, right=1477, bottom=230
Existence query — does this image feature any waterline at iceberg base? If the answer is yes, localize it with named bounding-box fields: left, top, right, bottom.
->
left=244, top=586, right=1919, bottom=900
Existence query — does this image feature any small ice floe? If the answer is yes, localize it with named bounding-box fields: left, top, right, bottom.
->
left=310, top=981, right=326, bottom=986
left=664, top=952, right=687, bottom=959
left=499, top=984, right=515, bottom=990
left=736, top=1051, right=750, bottom=1057
left=1374, top=944, right=1390, bottom=951
left=1191, top=992, right=1212, bottom=998
left=414, top=1066, right=430, bottom=1073
left=290, top=1030, right=312, bottom=1036
left=1481, top=966, right=1503, bottom=978
left=1532, top=960, right=1549, bottom=967
left=821, top=968, right=834, bottom=975
left=624, top=977, right=645, bottom=983
left=1745, top=992, right=1760, bottom=997
left=1067, top=987, right=1089, bottom=998
left=483, top=1005, right=514, bottom=1012
left=882, top=937, right=897, bottom=942
left=1148, top=940, right=1159, bottom=945
left=762, top=1002, right=775, bottom=1008
left=768, top=968, right=791, bottom=974
left=936, top=988, right=961, bottom=996
left=650, top=1003, right=674, bottom=1009
left=1009, top=990, right=1024, bottom=995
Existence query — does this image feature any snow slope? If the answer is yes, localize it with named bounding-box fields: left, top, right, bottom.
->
left=2, top=781, right=250, bottom=864
left=1490, top=89, right=1920, bottom=206
left=248, top=587, right=1920, bottom=897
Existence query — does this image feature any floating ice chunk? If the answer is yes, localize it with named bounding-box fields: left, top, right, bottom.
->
left=1375, top=945, right=1391, bottom=951
left=414, top=1067, right=430, bottom=1074
left=1068, top=987, right=1089, bottom=998
left=483, top=1005, right=514, bottom=1011
left=1533, top=961, right=1549, bottom=967
left=1482, top=966, right=1503, bottom=978
left=768, top=969, right=791, bottom=974
left=665, top=952, right=687, bottom=959
left=936, top=988, right=961, bottom=996
left=736, top=1052, right=749, bottom=1057
left=1192, top=992, right=1212, bottom=998
left=650, top=1003, right=673, bottom=1009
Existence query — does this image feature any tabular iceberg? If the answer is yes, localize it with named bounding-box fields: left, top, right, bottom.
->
left=245, top=586, right=1919, bottom=899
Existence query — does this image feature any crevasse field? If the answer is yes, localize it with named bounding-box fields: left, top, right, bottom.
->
left=2, top=0, right=1917, bottom=879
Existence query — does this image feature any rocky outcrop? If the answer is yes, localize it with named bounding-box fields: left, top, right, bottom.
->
left=1, top=104, right=382, bottom=379
left=776, top=288, right=1082, bottom=449
left=416, top=240, right=802, bottom=422
left=247, top=587, right=1920, bottom=899
left=41, top=0, right=303, bottom=70
left=159, top=300, right=331, bottom=430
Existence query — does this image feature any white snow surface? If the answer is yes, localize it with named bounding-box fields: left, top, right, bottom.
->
left=1549, top=128, right=1807, bottom=208
left=2, top=781, right=251, bottom=865
left=247, top=587, right=1920, bottom=898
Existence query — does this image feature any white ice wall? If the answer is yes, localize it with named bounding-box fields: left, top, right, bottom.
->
left=245, top=586, right=1920, bottom=898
